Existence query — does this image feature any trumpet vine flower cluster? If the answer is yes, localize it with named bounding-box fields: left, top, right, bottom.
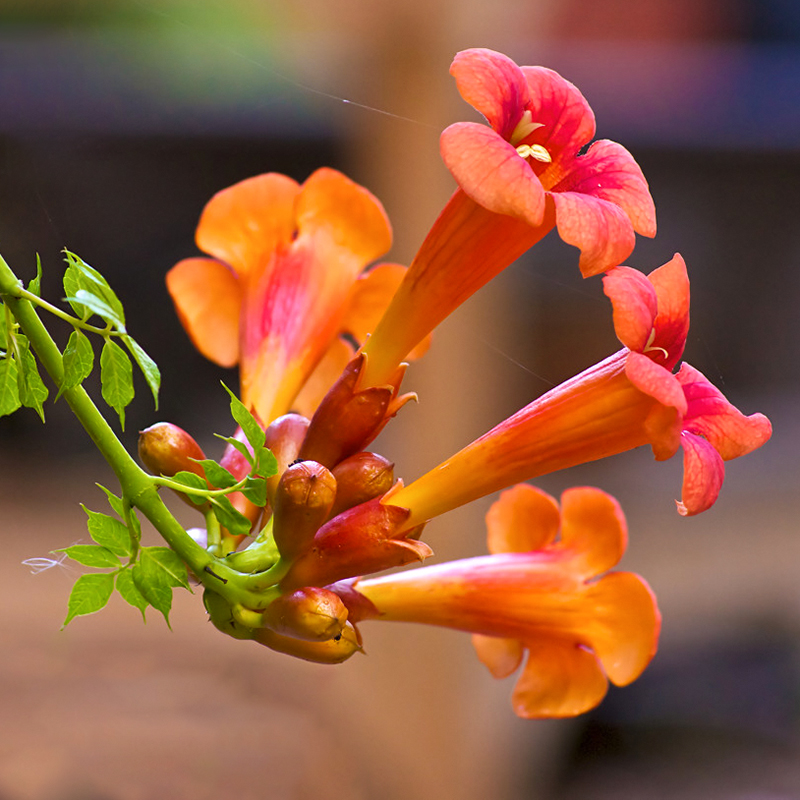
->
left=0, top=47, right=771, bottom=720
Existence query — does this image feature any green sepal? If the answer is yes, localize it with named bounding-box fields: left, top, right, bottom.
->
left=62, top=572, right=115, bottom=628
left=100, top=338, right=134, bottom=429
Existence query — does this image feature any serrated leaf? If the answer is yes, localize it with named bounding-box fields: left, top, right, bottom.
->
left=64, top=290, right=125, bottom=331
left=122, top=335, right=160, bottom=409
left=61, top=544, right=122, bottom=568
left=63, top=251, right=126, bottom=330
left=96, top=483, right=124, bottom=517
left=214, top=434, right=254, bottom=468
left=116, top=569, right=148, bottom=621
left=60, top=329, right=94, bottom=398
left=132, top=561, right=172, bottom=627
left=62, top=572, right=115, bottom=627
left=28, top=254, right=42, bottom=297
left=0, top=355, right=21, bottom=417
left=139, top=546, right=190, bottom=590
left=255, top=446, right=278, bottom=478
left=193, top=459, right=237, bottom=490
left=170, top=470, right=209, bottom=505
left=15, top=335, right=48, bottom=420
left=115, top=568, right=148, bottom=621
left=211, top=495, right=252, bottom=538
left=240, top=476, right=267, bottom=507
left=100, top=338, right=134, bottom=429
left=82, top=505, right=132, bottom=557
left=221, top=383, right=265, bottom=451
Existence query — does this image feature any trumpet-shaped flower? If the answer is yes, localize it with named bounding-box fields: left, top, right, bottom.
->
left=339, top=485, right=660, bottom=718
left=360, top=47, right=656, bottom=388
left=387, top=254, right=771, bottom=524
left=166, top=168, right=408, bottom=423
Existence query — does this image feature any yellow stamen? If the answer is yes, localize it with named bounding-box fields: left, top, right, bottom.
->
left=516, top=144, right=552, bottom=163
left=643, top=328, right=669, bottom=360
left=509, top=110, right=544, bottom=145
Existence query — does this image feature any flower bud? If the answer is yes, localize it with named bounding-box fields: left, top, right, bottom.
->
left=273, top=460, right=337, bottom=561
left=263, top=413, right=311, bottom=504
left=329, top=451, right=394, bottom=518
left=261, top=587, right=348, bottom=641
left=252, top=621, right=362, bottom=664
left=138, top=422, right=206, bottom=478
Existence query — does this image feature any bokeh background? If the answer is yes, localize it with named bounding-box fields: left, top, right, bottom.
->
left=1, top=1, right=798, bottom=798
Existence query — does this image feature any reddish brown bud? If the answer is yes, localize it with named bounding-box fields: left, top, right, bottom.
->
left=263, top=413, right=310, bottom=503
left=329, top=451, right=395, bottom=518
left=273, top=460, right=337, bottom=560
left=252, top=621, right=361, bottom=664
left=138, top=422, right=206, bottom=478
left=261, top=587, right=348, bottom=641
left=299, top=354, right=413, bottom=468
left=280, top=492, right=432, bottom=591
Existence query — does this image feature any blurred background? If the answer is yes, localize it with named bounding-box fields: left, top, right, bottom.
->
left=1, top=1, right=799, bottom=798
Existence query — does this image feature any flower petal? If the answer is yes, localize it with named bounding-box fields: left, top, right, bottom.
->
left=520, top=66, right=596, bottom=162
left=195, top=172, right=299, bottom=276
left=472, top=633, right=524, bottom=679
left=512, top=638, right=608, bottom=719
left=648, top=254, right=690, bottom=368
left=550, top=191, right=636, bottom=277
left=603, top=266, right=658, bottom=353
left=485, top=484, right=561, bottom=555
left=677, top=363, right=773, bottom=459
left=440, top=122, right=546, bottom=227
left=559, top=487, right=627, bottom=576
left=165, top=257, right=241, bottom=367
left=582, top=571, right=661, bottom=685
left=677, top=430, right=725, bottom=516
left=548, top=139, right=656, bottom=238
left=295, top=167, right=392, bottom=267
left=450, top=48, right=529, bottom=138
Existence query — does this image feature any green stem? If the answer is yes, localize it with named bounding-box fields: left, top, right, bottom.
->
left=16, top=287, right=114, bottom=337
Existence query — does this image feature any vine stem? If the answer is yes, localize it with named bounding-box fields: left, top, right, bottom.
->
left=0, top=255, right=257, bottom=598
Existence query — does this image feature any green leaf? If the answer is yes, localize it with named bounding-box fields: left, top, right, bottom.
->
left=213, top=434, right=254, bottom=468
left=139, top=545, right=190, bottom=590
left=27, top=254, right=42, bottom=297
left=221, top=383, right=265, bottom=451
left=0, top=303, right=8, bottom=352
left=240, top=476, right=267, bottom=507
left=63, top=290, right=125, bottom=331
left=0, top=355, right=21, bottom=417
left=61, top=544, right=121, bottom=569
left=96, top=483, right=124, bottom=517
left=122, top=335, right=160, bottom=409
left=60, top=329, right=94, bottom=398
left=100, top=338, right=134, bottom=429
left=82, top=505, right=132, bottom=557
left=63, top=250, right=126, bottom=330
left=115, top=568, right=148, bottom=621
left=255, top=446, right=278, bottom=478
left=211, top=495, right=252, bottom=538
left=15, top=335, right=48, bottom=420
left=132, top=563, right=172, bottom=627
left=169, top=470, right=209, bottom=505
left=62, top=572, right=115, bottom=627
left=193, top=459, right=237, bottom=490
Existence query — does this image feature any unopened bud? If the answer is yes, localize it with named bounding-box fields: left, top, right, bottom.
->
left=329, top=452, right=394, bottom=518
left=264, top=413, right=310, bottom=503
left=273, top=460, right=337, bottom=560
left=138, top=422, right=206, bottom=478
left=261, top=587, right=348, bottom=641
left=253, top=621, right=361, bottom=664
